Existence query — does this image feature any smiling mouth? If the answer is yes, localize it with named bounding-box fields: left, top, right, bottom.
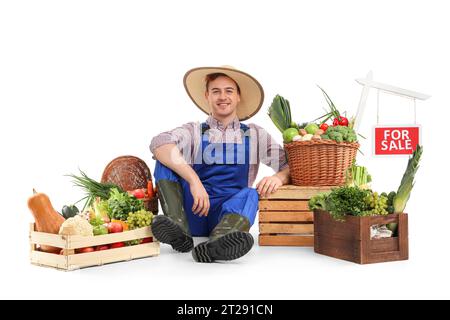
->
left=217, top=103, right=230, bottom=107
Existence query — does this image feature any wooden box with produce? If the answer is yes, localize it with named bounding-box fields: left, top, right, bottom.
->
left=29, top=223, right=159, bottom=271
left=268, top=88, right=360, bottom=186
left=259, top=185, right=332, bottom=246
left=309, top=146, right=422, bottom=264
left=313, top=210, right=408, bottom=264
left=27, top=156, right=161, bottom=270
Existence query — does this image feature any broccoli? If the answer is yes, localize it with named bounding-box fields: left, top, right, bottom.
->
left=325, top=125, right=358, bottom=143
left=328, top=131, right=343, bottom=142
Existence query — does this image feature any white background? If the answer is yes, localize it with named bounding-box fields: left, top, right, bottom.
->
left=1, top=0, right=448, bottom=300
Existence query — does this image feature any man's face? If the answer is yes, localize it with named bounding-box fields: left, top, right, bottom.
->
left=205, top=76, right=240, bottom=119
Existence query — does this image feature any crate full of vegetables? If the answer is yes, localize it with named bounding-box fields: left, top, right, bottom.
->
left=268, top=87, right=359, bottom=186
left=29, top=222, right=159, bottom=271
left=27, top=165, right=160, bottom=271
left=313, top=210, right=408, bottom=264
left=309, top=145, right=422, bottom=264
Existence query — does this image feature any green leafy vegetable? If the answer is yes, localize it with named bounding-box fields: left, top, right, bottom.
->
left=68, top=169, right=122, bottom=211
left=107, top=188, right=144, bottom=221
left=89, top=216, right=105, bottom=227
left=318, top=86, right=341, bottom=120
left=308, top=192, right=329, bottom=211
left=324, top=186, right=371, bottom=221
left=268, top=95, right=293, bottom=134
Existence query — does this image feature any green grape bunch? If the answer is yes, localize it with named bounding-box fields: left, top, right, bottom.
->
left=364, top=192, right=389, bottom=216
left=127, top=209, right=154, bottom=230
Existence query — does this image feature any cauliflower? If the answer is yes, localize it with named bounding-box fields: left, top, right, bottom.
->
left=59, top=215, right=94, bottom=236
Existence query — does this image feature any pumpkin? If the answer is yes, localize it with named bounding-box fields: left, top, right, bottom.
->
left=28, top=190, right=65, bottom=254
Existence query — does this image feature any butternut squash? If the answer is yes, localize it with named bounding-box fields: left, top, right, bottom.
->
left=28, top=190, right=65, bottom=254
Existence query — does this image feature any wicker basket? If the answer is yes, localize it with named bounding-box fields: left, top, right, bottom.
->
left=284, top=140, right=359, bottom=186
left=101, top=155, right=159, bottom=214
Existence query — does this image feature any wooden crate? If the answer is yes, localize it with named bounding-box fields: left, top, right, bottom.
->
left=314, top=210, right=408, bottom=264
left=258, top=185, right=332, bottom=246
left=29, top=224, right=160, bottom=271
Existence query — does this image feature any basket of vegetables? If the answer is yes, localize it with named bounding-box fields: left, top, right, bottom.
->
left=268, top=88, right=359, bottom=186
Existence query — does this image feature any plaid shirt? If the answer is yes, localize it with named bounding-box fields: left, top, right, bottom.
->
left=150, top=115, right=288, bottom=187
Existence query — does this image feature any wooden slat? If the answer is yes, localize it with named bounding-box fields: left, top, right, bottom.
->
left=260, top=185, right=333, bottom=200
left=397, top=214, right=409, bottom=261
left=66, top=227, right=153, bottom=249
left=259, top=223, right=314, bottom=234
left=67, top=242, right=160, bottom=270
left=368, top=214, right=400, bottom=225
left=370, top=238, right=399, bottom=253
left=259, top=200, right=309, bottom=211
left=259, top=235, right=314, bottom=246
left=30, top=250, right=68, bottom=270
left=259, top=211, right=313, bottom=222
left=30, top=231, right=67, bottom=248
left=29, top=223, right=37, bottom=253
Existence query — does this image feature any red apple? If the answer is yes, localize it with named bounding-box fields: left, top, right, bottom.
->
left=110, top=242, right=125, bottom=249
left=107, top=222, right=123, bottom=233
left=95, top=245, right=110, bottom=251
left=76, top=247, right=95, bottom=254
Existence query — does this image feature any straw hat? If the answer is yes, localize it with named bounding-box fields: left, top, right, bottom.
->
left=183, top=66, right=264, bottom=121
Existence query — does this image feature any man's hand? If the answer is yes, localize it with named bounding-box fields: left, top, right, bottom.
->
left=256, top=175, right=283, bottom=198
left=189, top=179, right=210, bottom=217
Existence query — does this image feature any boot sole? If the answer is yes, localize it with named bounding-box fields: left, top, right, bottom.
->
left=192, top=232, right=254, bottom=263
left=151, top=216, right=193, bottom=253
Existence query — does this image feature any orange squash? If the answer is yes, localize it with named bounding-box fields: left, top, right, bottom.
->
left=28, top=190, right=65, bottom=254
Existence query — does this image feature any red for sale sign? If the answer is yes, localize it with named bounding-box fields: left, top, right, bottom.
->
left=374, top=126, right=421, bottom=155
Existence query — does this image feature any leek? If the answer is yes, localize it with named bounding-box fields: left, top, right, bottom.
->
left=393, top=145, right=423, bottom=213
left=268, top=95, right=293, bottom=134
left=346, top=164, right=372, bottom=189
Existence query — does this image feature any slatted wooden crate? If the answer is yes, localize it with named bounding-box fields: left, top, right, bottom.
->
left=258, top=185, right=332, bottom=246
left=314, top=210, right=408, bottom=264
left=29, top=223, right=160, bottom=271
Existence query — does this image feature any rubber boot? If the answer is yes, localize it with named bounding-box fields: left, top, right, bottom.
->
left=192, top=213, right=254, bottom=263
left=151, top=179, right=193, bottom=252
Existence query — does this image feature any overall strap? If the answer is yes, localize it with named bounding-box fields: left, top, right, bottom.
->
left=201, top=122, right=250, bottom=139
left=201, top=122, right=210, bottom=135
left=240, top=123, right=249, bottom=131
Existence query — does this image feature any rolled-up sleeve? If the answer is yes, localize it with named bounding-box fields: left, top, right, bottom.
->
left=254, top=124, right=288, bottom=172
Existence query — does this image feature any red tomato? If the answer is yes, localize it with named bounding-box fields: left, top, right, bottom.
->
left=77, top=247, right=95, bottom=254
left=332, top=118, right=340, bottom=126
left=95, top=245, right=110, bottom=251
left=320, top=123, right=329, bottom=132
left=110, top=242, right=125, bottom=249
left=107, top=222, right=123, bottom=233
left=338, top=116, right=349, bottom=126
left=130, top=189, right=146, bottom=199
left=140, top=237, right=153, bottom=244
